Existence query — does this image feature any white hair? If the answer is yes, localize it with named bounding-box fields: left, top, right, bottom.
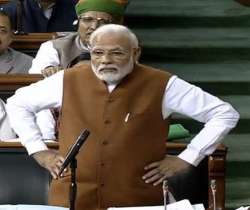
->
left=89, top=24, right=139, bottom=48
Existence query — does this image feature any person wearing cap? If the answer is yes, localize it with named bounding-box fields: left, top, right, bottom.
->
left=0, top=0, right=77, bottom=33
left=29, top=0, right=129, bottom=76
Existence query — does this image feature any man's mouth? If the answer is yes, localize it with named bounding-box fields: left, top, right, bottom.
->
left=99, top=67, right=117, bottom=73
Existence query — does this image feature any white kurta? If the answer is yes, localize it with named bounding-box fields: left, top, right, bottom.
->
left=6, top=70, right=239, bottom=166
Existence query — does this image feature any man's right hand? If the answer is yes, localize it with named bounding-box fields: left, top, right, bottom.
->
left=32, top=150, right=65, bottom=179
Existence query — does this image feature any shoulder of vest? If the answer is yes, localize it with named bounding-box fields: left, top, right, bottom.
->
left=135, top=64, right=172, bottom=78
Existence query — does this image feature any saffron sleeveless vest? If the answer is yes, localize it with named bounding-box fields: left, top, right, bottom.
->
left=49, top=64, right=172, bottom=210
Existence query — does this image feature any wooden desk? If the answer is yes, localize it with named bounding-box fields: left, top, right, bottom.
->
left=167, top=143, right=227, bottom=210
left=235, top=0, right=250, bottom=6
left=0, top=74, right=43, bottom=90
left=0, top=74, right=227, bottom=209
left=9, top=33, right=71, bottom=56
left=0, top=74, right=43, bottom=100
left=0, top=0, right=9, bottom=4
left=0, top=141, right=58, bottom=149
left=10, top=33, right=56, bottom=50
left=0, top=141, right=227, bottom=209
left=0, top=141, right=52, bottom=204
left=9, top=33, right=57, bottom=56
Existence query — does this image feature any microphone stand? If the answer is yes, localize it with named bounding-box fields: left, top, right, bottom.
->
left=69, top=157, right=77, bottom=210
left=58, top=129, right=90, bottom=210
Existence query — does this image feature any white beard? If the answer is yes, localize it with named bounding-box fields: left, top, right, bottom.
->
left=91, top=57, right=134, bottom=85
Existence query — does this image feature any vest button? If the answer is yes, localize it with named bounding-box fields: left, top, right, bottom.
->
left=104, top=119, right=111, bottom=124
left=102, top=140, right=108, bottom=145
left=100, top=162, right=105, bottom=166
left=100, top=183, right=105, bottom=187
left=107, top=98, right=114, bottom=103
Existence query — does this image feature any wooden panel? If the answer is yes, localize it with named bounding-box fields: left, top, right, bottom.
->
left=166, top=143, right=227, bottom=210
left=10, top=33, right=56, bottom=50
left=0, top=74, right=43, bottom=101
left=0, top=141, right=227, bottom=209
left=0, top=0, right=9, bottom=5
left=0, top=141, right=58, bottom=149
left=0, top=74, right=43, bottom=91
left=235, top=0, right=250, bottom=6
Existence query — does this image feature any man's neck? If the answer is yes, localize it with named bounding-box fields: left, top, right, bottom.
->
left=106, top=83, right=117, bottom=93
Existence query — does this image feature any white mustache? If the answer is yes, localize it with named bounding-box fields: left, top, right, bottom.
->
left=97, top=65, right=119, bottom=72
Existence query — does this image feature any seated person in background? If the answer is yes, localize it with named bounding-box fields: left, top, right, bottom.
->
left=0, top=11, right=33, bottom=73
left=6, top=24, right=239, bottom=209
left=28, top=0, right=129, bottom=76
left=0, top=0, right=77, bottom=33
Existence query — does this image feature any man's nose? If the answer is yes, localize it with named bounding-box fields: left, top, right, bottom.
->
left=101, top=54, right=112, bottom=64
left=89, top=20, right=99, bottom=30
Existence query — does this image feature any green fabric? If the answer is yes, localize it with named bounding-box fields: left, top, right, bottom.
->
left=75, top=0, right=127, bottom=16
left=168, top=124, right=190, bottom=140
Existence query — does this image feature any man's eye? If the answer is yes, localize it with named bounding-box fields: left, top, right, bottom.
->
left=80, top=17, right=94, bottom=22
left=84, top=18, right=93, bottom=22
left=112, top=51, right=124, bottom=56
left=99, top=19, right=111, bottom=25
left=93, top=51, right=104, bottom=56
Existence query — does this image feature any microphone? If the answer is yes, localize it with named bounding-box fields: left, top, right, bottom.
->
left=162, top=180, right=168, bottom=210
left=210, top=179, right=217, bottom=210
left=58, top=129, right=90, bottom=176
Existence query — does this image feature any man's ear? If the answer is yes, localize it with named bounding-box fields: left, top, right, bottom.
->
left=133, top=47, right=141, bottom=63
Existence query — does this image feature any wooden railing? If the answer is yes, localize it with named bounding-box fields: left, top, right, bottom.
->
left=10, top=32, right=72, bottom=50
left=0, top=0, right=9, bottom=4
left=9, top=32, right=71, bottom=56
left=0, top=141, right=227, bottom=209
left=0, top=74, right=43, bottom=90
left=167, top=143, right=227, bottom=210
left=0, top=74, right=43, bottom=100
left=11, top=33, right=56, bottom=50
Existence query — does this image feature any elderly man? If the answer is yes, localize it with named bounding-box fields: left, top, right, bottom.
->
left=0, top=11, right=33, bottom=73
left=7, top=24, right=239, bottom=210
left=29, top=0, right=129, bottom=76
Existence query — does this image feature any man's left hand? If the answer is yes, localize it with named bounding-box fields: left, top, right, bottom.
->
left=142, top=155, right=192, bottom=186
left=41, top=66, right=63, bottom=78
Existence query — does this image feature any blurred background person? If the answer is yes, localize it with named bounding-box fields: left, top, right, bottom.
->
left=0, top=10, right=33, bottom=73
left=28, top=0, right=129, bottom=76
left=0, top=98, right=16, bottom=140
left=0, top=0, right=77, bottom=33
